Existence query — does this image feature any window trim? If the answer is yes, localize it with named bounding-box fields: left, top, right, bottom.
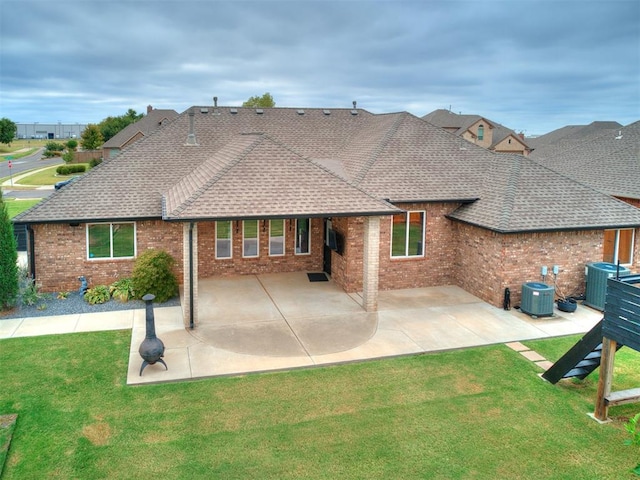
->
left=242, top=220, right=259, bottom=258
left=477, top=124, right=484, bottom=141
left=604, top=228, right=635, bottom=265
left=269, top=219, right=285, bottom=256
left=86, top=222, right=136, bottom=260
left=390, top=211, right=426, bottom=258
left=215, top=220, right=232, bottom=259
left=295, top=218, right=311, bottom=255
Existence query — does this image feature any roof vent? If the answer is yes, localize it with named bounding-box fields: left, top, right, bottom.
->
left=351, top=100, right=358, bottom=115
left=297, top=109, right=305, bottom=115
left=256, top=109, right=264, bottom=115
left=200, top=108, right=209, bottom=114
left=213, top=96, right=218, bottom=108
left=323, top=110, right=331, bottom=115
left=230, top=108, right=238, bottom=114
left=615, top=130, right=623, bottom=140
left=184, top=108, right=199, bottom=146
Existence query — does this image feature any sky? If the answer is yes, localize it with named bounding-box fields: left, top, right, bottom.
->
left=1, top=0, right=638, bottom=136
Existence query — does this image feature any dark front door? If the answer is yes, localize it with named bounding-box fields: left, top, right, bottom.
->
left=323, top=219, right=332, bottom=275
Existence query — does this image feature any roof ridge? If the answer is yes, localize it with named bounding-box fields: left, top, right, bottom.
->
left=259, top=133, right=398, bottom=208
left=496, top=155, right=522, bottom=231
left=353, top=113, right=406, bottom=185
left=163, top=134, right=264, bottom=218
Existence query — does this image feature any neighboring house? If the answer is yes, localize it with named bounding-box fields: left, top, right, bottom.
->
left=529, top=120, right=640, bottom=266
left=101, top=105, right=179, bottom=159
left=15, top=105, right=640, bottom=327
left=423, top=109, right=532, bottom=156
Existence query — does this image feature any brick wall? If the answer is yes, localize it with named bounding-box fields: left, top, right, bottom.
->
left=32, top=220, right=183, bottom=292
left=454, top=223, right=606, bottom=307
left=196, top=219, right=323, bottom=278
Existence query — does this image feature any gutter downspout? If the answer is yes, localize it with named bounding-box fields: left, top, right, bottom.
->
left=27, top=225, right=35, bottom=279
left=189, top=222, right=194, bottom=329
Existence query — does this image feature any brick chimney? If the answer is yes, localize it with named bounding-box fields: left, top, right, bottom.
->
left=147, top=105, right=153, bottom=114
left=518, top=132, right=525, bottom=140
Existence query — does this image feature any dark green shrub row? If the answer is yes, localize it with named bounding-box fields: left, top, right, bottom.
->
left=45, top=141, right=65, bottom=152
left=56, top=164, right=86, bottom=175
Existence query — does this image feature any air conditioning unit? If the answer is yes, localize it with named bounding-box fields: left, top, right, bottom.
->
left=584, top=262, right=631, bottom=311
left=521, top=282, right=555, bottom=317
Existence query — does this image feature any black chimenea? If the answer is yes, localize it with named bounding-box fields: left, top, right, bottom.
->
left=138, top=294, right=168, bottom=376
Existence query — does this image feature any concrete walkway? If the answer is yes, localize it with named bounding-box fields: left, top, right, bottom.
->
left=0, top=273, right=603, bottom=385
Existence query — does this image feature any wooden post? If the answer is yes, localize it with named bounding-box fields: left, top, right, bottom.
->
left=594, top=337, right=617, bottom=422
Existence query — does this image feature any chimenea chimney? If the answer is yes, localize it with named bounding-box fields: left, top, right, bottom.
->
left=147, top=105, right=153, bottom=114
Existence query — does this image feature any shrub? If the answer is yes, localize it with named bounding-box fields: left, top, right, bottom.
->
left=56, top=164, right=86, bottom=175
left=109, top=278, right=135, bottom=302
left=131, top=249, right=178, bottom=303
left=89, top=158, right=103, bottom=168
left=18, top=267, right=49, bottom=307
left=84, top=285, right=111, bottom=305
left=62, top=150, right=75, bottom=163
left=44, top=141, right=65, bottom=152
left=65, top=139, right=78, bottom=150
left=0, top=194, right=19, bottom=309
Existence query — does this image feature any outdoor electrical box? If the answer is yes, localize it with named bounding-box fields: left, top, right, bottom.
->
left=584, top=262, right=631, bottom=311
left=521, top=282, right=555, bottom=318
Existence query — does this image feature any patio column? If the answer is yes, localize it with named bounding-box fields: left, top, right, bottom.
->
left=362, top=216, right=380, bottom=312
left=182, top=222, right=198, bottom=328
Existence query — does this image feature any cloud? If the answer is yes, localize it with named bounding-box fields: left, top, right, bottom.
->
left=1, top=0, right=638, bottom=134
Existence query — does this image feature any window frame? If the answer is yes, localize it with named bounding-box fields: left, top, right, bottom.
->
left=295, top=218, right=311, bottom=255
left=269, top=219, right=285, bottom=256
left=390, top=211, right=426, bottom=258
left=215, top=220, right=232, bottom=259
left=242, top=219, right=259, bottom=258
left=86, top=222, right=136, bottom=260
left=477, top=124, right=484, bottom=141
left=603, top=228, right=635, bottom=265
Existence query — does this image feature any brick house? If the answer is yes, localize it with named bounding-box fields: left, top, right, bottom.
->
left=101, top=105, right=179, bottom=160
left=529, top=120, right=640, bottom=267
left=15, top=105, right=640, bottom=326
left=423, top=109, right=532, bottom=156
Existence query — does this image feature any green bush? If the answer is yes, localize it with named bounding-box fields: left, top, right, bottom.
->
left=131, top=249, right=178, bottom=303
left=0, top=194, right=19, bottom=309
left=65, top=139, right=78, bottom=150
left=84, top=285, right=111, bottom=305
left=45, top=141, right=65, bottom=152
left=89, top=158, right=103, bottom=168
left=109, top=278, right=135, bottom=302
left=56, top=164, right=86, bottom=175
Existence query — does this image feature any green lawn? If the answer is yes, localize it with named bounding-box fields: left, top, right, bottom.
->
left=0, top=332, right=638, bottom=479
left=5, top=198, right=42, bottom=218
left=15, top=164, right=79, bottom=186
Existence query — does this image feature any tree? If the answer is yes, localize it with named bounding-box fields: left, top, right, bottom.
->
left=80, top=124, right=104, bottom=150
left=0, top=187, right=19, bottom=310
left=242, top=93, right=276, bottom=108
left=66, top=139, right=78, bottom=151
left=98, top=109, right=144, bottom=142
left=0, top=118, right=17, bottom=146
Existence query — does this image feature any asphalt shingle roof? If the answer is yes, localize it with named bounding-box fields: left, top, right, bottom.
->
left=102, top=109, right=179, bottom=148
left=16, top=106, right=640, bottom=233
left=530, top=121, right=640, bottom=200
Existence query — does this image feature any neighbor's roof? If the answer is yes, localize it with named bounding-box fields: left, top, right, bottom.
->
left=529, top=120, right=640, bottom=200
left=423, top=109, right=530, bottom=151
left=102, top=109, right=179, bottom=149
left=15, top=106, right=640, bottom=232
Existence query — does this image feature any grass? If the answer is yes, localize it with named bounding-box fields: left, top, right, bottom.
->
left=14, top=164, right=83, bottom=186
left=0, top=331, right=639, bottom=479
left=5, top=199, right=42, bottom=218
left=0, top=415, right=18, bottom=477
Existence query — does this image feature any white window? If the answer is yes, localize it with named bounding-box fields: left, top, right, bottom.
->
left=390, top=211, right=425, bottom=258
left=243, top=220, right=259, bottom=257
left=603, top=228, right=635, bottom=265
left=215, top=221, right=232, bottom=259
left=269, top=219, right=285, bottom=256
left=295, top=218, right=310, bottom=255
left=87, top=222, right=136, bottom=259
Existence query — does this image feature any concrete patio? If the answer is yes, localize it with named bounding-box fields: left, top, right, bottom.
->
left=0, top=272, right=603, bottom=385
